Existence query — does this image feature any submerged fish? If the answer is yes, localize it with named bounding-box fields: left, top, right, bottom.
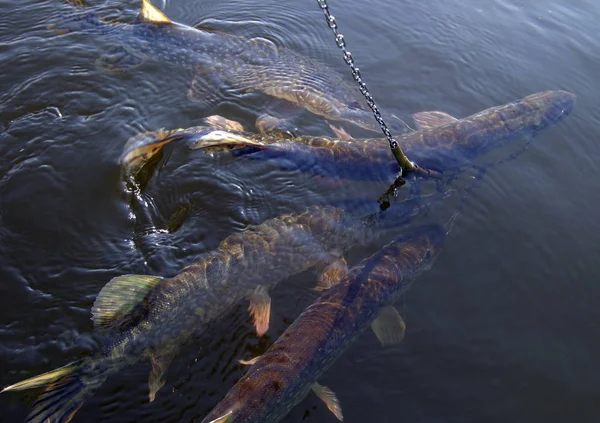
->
left=52, top=0, right=408, bottom=133
left=2, top=203, right=428, bottom=423
left=202, top=224, right=445, bottom=423
left=121, top=90, right=575, bottom=181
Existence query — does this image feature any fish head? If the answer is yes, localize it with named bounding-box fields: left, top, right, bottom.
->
left=200, top=362, right=297, bottom=423
left=525, top=90, right=576, bottom=128
left=395, top=224, right=446, bottom=273
left=119, top=129, right=180, bottom=178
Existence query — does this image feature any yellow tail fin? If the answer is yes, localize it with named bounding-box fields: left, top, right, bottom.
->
left=2, top=358, right=105, bottom=423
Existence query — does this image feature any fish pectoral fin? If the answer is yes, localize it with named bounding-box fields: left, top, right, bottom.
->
left=371, top=306, right=406, bottom=347
left=148, top=350, right=176, bottom=402
left=326, top=122, right=354, bottom=140
left=412, top=111, right=458, bottom=130
left=248, top=285, right=271, bottom=337
left=138, top=0, right=173, bottom=24
left=316, top=257, right=348, bottom=291
left=312, top=382, right=344, bottom=421
left=96, top=46, right=144, bottom=75
left=238, top=356, right=261, bottom=366
left=91, top=274, right=164, bottom=328
left=188, top=75, right=223, bottom=108
left=204, top=115, right=245, bottom=132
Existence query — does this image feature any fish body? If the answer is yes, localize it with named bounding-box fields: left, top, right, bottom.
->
left=201, top=224, right=445, bottom=423
left=54, top=1, right=406, bottom=133
left=121, top=90, right=575, bottom=180
left=2, top=203, right=426, bottom=423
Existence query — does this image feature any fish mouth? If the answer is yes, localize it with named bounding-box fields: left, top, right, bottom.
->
left=120, top=130, right=180, bottom=176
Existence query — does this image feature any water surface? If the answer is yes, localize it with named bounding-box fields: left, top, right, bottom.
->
left=0, top=0, right=598, bottom=422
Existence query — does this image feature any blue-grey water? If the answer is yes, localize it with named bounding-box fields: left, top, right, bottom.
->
left=0, top=0, right=598, bottom=422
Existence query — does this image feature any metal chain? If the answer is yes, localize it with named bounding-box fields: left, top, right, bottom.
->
left=315, top=0, right=416, bottom=175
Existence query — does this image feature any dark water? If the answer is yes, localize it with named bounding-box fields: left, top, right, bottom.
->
left=0, top=0, right=598, bottom=422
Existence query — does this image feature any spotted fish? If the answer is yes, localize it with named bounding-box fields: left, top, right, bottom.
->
left=121, top=90, right=575, bottom=181
left=52, top=0, right=408, bottom=133
left=2, top=202, right=430, bottom=423
left=201, top=224, right=445, bottom=423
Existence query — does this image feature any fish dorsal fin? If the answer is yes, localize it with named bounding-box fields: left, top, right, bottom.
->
left=92, top=274, right=164, bottom=327
left=412, top=111, right=458, bottom=130
left=139, top=0, right=172, bottom=24
left=208, top=411, right=233, bottom=423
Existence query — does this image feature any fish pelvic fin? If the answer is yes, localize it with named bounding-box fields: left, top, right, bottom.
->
left=91, top=274, right=164, bottom=328
left=326, top=122, right=354, bottom=140
left=148, top=349, right=176, bottom=402
left=3, top=358, right=105, bottom=423
left=312, top=382, right=344, bottom=421
left=207, top=410, right=234, bottom=423
left=248, top=285, right=271, bottom=337
left=139, top=0, right=172, bottom=24
left=238, top=356, right=261, bottom=366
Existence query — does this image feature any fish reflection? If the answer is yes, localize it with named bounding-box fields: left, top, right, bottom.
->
left=121, top=90, right=575, bottom=181
left=2, top=202, right=427, bottom=423
left=202, top=224, right=445, bottom=423
left=51, top=0, right=408, bottom=134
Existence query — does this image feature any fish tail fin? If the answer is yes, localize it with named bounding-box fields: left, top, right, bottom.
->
left=3, top=358, right=106, bottom=423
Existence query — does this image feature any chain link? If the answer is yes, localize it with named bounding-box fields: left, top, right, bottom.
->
left=316, top=0, right=416, bottom=174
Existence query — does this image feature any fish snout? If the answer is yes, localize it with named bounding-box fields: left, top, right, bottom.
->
left=419, top=224, right=446, bottom=259
left=549, top=90, right=576, bottom=122
left=397, top=224, right=445, bottom=263
left=528, top=90, right=576, bottom=125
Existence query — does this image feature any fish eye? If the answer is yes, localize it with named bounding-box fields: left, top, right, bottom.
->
left=348, top=100, right=361, bottom=110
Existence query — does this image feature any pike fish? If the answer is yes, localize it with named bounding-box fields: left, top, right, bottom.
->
left=120, top=90, right=575, bottom=181
left=2, top=203, right=426, bottom=423
left=53, top=0, right=407, bottom=133
left=202, top=224, right=445, bottom=423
